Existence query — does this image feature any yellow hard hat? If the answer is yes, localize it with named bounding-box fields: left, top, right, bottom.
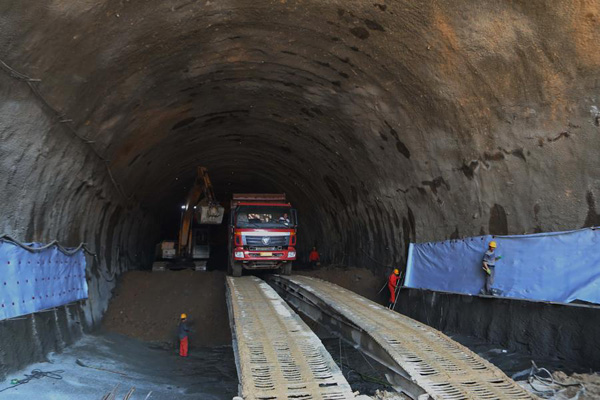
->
left=393, top=269, right=400, bottom=275
left=489, top=241, right=497, bottom=248
left=180, top=313, right=187, bottom=319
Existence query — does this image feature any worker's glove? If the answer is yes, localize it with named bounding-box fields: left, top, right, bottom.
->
left=495, top=255, right=502, bottom=261
left=482, top=266, right=491, bottom=275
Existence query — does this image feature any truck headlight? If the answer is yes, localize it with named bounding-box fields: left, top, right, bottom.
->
left=234, top=251, right=244, bottom=258
left=288, top=251, right=296, bottom=258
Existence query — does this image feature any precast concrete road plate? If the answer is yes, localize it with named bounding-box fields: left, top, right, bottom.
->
left=272, top=275, right=538, bottom=400
left=226, top=276, right=355, bottom=400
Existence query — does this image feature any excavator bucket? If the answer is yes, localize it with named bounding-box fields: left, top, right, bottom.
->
left=199, top=204, right=224, bottom=224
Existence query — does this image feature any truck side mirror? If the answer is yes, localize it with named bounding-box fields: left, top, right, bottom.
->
left=291, top=209, right=298, bottom=227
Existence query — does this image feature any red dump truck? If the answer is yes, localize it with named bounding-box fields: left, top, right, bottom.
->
left=228, top=194, right=297, bottom=276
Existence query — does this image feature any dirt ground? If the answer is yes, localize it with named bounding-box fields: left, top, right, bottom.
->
left=102, top=270, right=231, bottom=346
left=101, top=266, right=398, bottom=347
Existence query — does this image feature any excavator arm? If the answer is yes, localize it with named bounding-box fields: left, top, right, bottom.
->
left=178, top=167, right=224, bottom=257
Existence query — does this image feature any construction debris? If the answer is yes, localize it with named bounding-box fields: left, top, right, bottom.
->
left=519, top=363, right=600, bottom=400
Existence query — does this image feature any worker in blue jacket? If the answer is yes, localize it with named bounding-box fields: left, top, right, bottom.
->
left=481, top=241, right=501, bottom=295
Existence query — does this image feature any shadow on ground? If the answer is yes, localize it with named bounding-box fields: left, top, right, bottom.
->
left=0, top=332, right=238, bottom=399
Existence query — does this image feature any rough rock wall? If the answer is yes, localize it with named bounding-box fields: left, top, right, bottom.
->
left=0, top=69, right=158, bottom=378
left=0, top=305, right=86, bottom=380
left=2, top=1, right=600, bottom=268
left=398, top=289, right=600, bottom=369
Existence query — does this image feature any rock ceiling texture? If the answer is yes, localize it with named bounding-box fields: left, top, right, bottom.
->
left=1, top=0, right=600, bottom=275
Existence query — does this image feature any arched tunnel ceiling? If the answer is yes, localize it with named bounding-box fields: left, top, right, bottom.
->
left=1, top=0, right=600, bottom=267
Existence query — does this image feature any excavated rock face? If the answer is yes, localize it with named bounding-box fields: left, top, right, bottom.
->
left=0, top=0, right=599, bottom=372
left=2, top=0, right=600, bottom=277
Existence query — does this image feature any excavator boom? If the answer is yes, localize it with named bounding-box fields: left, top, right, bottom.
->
left=178, top=167, right=224, bottom=256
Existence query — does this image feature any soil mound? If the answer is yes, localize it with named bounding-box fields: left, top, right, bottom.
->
left=102, top=270, right=231, bottom=347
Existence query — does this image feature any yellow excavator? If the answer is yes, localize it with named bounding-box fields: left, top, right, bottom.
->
left=152, top=167, right=224, bottom=271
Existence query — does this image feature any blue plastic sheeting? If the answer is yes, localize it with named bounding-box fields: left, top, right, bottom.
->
left=0, top=241, right=88, bottom=320
left=405, top=227, right=600, bottom=304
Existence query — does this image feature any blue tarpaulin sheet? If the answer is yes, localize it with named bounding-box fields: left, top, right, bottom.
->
left=0, top=240, right=88, bottom=320
left=405, top=228, right=600, bottom=304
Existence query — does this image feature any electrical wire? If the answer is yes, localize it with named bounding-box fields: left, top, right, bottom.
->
left=359, top=247, right=393, bottom=267
left=0, top=233, right=116, bottom=283
left=0, top=369, right=64, bottom=393
left=0, top=58, right=133, bottom=203
left=346, top=369, right=390, bottom=387
left=335, top=339, right=391, bottom=389
left=527, top=361, right=586, bottom=399
left=0, top=60, right=41, bottom=82
left=0, top=233, right=95, bottom=256
left=357, top=347, right=389, bottom=385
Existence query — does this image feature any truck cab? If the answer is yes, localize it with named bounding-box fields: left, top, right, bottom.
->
left=228, top=194, right=297, bottom=276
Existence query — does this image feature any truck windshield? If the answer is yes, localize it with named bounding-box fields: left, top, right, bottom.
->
left=235, top=206, right=295, bottom=228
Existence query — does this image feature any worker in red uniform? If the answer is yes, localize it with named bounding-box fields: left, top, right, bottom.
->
left=388, top=269, right=401, bottom=309
left=178, top=313, right=190, bottom=357
left=309, top=246, right=320, bottom=269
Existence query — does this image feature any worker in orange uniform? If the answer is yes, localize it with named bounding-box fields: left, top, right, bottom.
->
left=309, top=246, right=320, bottom=269
left=388, top=269, right=401, bottom=309
left=178, top=313, right=190, bottom=357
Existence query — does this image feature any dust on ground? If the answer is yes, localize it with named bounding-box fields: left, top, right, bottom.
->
left=102, top=270, right=231, bottom=346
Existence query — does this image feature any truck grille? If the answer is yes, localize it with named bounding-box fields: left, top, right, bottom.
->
left=245, top=235, right=288, bottom=249
left=248, top=253, right=284, bottom=258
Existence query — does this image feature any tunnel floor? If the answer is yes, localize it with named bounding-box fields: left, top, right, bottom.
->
left=0, top=332, right=238, bottom=399
left=2, top=267, right=596, bottom=399
left=100, top=267, right=598, bottom=397
left=0, top=329, right=593, bottom=399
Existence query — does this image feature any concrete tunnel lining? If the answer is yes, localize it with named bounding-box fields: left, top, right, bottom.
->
left=1, top=0, right=600, bottom=382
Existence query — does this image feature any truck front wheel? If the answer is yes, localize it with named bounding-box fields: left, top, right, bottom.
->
left=232, top=262, right=243, bottom=277
left=282, top=262, right=292, bottom=276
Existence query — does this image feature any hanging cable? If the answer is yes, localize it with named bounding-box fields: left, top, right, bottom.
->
left=359, top=247, right=392, bottom=267
left=0, top=233, right=95, bottom=256
left=0, top=58, right=133, bottom=203
left=0, top=233, right=120, bottom=283
left=526, top=361, right=586, bottom=399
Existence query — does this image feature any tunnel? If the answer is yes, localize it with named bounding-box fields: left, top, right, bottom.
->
left=1, top=0, right=600, bottom=397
